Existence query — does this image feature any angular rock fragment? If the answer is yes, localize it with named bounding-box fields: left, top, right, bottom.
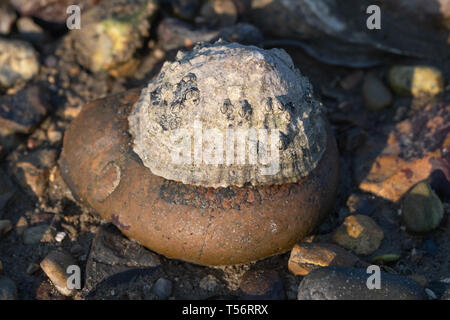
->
left=40, top=250, right=78, bottom=296
left=355, top=100, right=450, bottom=202
left=0, top=86, right=50, bottom=134
left=288, top=242, right=362, bottom=276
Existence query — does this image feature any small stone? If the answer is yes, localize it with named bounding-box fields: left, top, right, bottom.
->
left=362, top=73, right=393, bottom=111
left=0, top=4, right=17, bottom=35
left=332, top=214, right=384, bottom=256
left=70, top=0, right=159, bottom=73
left=55, top=231, right=66, bottom=243
left=15, top=217, right=28, bottom=236
left=401, top=182, right=444, bottom=233
left=47, top=129, right=63, bottom=144
left=23, top=224, right=50, bottom=245
left=17, top=17, right=47, bottom=44
left=0, top=220, right=12, bottom=237
left=0, top=39, right=39, bottom=89
left=388, top=65, right=444, bottom=96
left=40, top=250, right=77, bottom=296
left=240, top=269, right=285, bottom=300
left=152, top=278, right=172, bottom=299
left=0, top=85, right=50, bottom=134
left=13, top=162, right=48, bottom=198
left=84, top=224, right=161, bottom=294
left=0, top=276, right=17, bottom=300
left=298, top=266, right=427, bottom=300
left=199, top=275, right=220, bottom=291
left=288, top=242, right=361, bottom=276
left=26, top=262, right=40, bottom=275
left=198, top=0, right=237, bottom=28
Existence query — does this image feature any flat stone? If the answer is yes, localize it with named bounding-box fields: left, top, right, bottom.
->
left=332, top=215, right=384, bottom=256
left=401, top=182, right=444, bottom=233
left=0, top=86, right=50, bottom=134
left=288, top=242, right=362, bottom=276
left=0, top=276, right=17, bottom=300
left=240, top=269, right=285, bottom=300
left=23, top=224, right=50, bottom=245
left=152, top=278, right=172, bottom=299
left=40, top=250, right=77, bottom=296
left=83, top=224, right=161, bottom=295
left=354, top=101, right=449, bottom=202
left=0, top=39, right=39, bottom=89
left=297, top=266, right=427, bottom=300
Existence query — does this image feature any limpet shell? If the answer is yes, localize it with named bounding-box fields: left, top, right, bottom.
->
left=129, top=42, right=327, bottom=188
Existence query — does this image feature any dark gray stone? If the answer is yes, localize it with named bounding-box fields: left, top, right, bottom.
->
left=152, top=278, right=172, bottom=299
left=297, top=266, right=427, bottom=300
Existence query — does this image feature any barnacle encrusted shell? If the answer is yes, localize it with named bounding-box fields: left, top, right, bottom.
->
left=129, top=42, right=327, bottom=187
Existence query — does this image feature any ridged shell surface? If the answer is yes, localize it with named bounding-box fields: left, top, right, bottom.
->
left=128, top=41, right=327, bottom=187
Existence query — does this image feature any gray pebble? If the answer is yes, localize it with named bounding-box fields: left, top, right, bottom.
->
left=152, top=278, right=173, bottom=299
left=297, top=266, right=427, bottom=300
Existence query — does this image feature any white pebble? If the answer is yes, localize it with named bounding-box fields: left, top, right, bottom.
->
left=55, top=231, right=66, bottom=243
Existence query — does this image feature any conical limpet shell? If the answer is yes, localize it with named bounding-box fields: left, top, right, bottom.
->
left=129, top=42, right=327, bottom=188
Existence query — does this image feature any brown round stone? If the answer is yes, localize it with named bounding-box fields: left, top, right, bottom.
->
left=59, top=89, right=339, bottom=266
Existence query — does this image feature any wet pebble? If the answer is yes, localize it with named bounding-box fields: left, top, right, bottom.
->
left=0, top=276, right=17, bottom=300
left=40, top=250, right=77, bottom=296
left=152, top=278, right=173, bottom=299
left=362, top=73, right=393, bottom=111
left=239, top=269, right=285, bottom=300
left=388, top=65, right=444, bottom=96
left=401, top=182, right=444, bottom=233
left=297, top=266, right=427, bottom=300
left=332, top=214, right=384, bottom=255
